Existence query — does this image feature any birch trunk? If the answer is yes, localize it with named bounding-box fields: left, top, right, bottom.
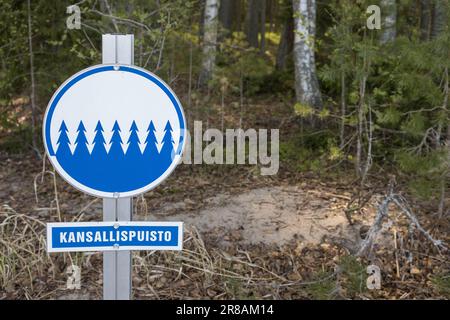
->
left=380, top=0, right=397, bottom=44
left=199, top=0, right=220, bottom=86
left=292, top=0, right=322, bottom=109
left=431, top=0, right=448, bottom=39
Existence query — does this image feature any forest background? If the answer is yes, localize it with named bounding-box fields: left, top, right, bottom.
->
left=0, top=0, right=449, bottom=299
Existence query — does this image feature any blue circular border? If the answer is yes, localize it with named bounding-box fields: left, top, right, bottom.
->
left=45, top=65, right=185, bottom=156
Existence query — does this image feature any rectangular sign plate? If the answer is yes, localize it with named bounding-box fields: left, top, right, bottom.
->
left=47, top=221, right=183, bottom=252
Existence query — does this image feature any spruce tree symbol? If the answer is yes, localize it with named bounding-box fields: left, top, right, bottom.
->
left=91, top=121, right=107, bottom=158
left=143, top=120, right=159, bottom=157
left=126, top=120, right=141, bottom=157
left=109, top=120, right=124, bottom=158
left=160, top=120, right=175, bottom=163
left=56, top=120, right=71, bottom=158
left=74, top=121, right=89, bottom=158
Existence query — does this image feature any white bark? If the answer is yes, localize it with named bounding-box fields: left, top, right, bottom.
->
left=200, top=0, right=220, bottom=86
left=431, top=0, right=448, bottom=39
left=292, top=0, right=322, bottom=108
left=380, top=0, right=397, bottom=44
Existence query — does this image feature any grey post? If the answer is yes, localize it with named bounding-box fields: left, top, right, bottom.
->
left=102, top=34, right=134, bottom=300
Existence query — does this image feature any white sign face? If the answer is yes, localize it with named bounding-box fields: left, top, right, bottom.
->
left=47, top=221, right=183, bottom=252
left=43, top=64, right=186, bottom=198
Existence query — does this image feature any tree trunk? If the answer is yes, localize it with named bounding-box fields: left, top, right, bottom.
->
left=431, top=0, right=448, bottom=39
left=199, top=0, right=220, bottom=87
left=292, top=0, right=322, bottom=108
left=268, top=0, right=274, bottom=33
left=246, top=0, right=259, bottom=48
left=260, top=0, right=266, bottom=54
left=275, top=9, right=294, bottom=70
left=420, top=0, right=432, bottom=40
left=27, top=0, right=40, bottom=159
left=219, top=0, right=234, bottom=34
left=235, top=0, right=243, bottom=32
left=339, top=70, right=346, bottom=149
left=380, top=0, right=397, bottom=44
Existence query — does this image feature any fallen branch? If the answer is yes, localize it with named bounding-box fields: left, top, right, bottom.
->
left=357, top=186, right=447, bottom=257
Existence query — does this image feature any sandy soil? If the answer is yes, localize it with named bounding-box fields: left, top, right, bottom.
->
left=136, top=185, right=380, bottom=251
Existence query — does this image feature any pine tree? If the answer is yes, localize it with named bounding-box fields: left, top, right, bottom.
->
left=143, top=121, right=159, bottom=157
left=74, top=120, right=89, bottom=157
left=91, top=120, right=107, bottom=158
left=126, top=120, right=141, bottom=157
left=56, top=120, right=71, bottom=158
left=159, top=120, right=175, bottom=162
left=109, top=120, right=124, bottom=158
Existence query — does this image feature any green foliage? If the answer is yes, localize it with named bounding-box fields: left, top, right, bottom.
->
left=280, top=130, right=344, bottom=173
left=214, top=34, right=272, bottom=96
left=304, top=270, right=337, bottom=300
left=0, top=126, right=32, bottom=154
left=0, top=0, right=448, bottom=209
left=375, top=107, right=402, bottom=126
left=338, top=256, right=367, bottom=296
left=224, top=277, right=256, bottom=299
left=396, top=149, right=448, bottom=199
left=294, top=103, right=314, bottom=117
left=304, top=256, right=368, bottom=299
left=318, top=0, right=450, bottom=204
left=431, top=273, right=450, bottom=298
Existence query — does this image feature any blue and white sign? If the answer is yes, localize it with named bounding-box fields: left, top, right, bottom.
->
left=47, top=221, right=183, bottom=252
left=43, top=64, right=186, bottom=198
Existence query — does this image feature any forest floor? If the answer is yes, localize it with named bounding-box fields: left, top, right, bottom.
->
left=0, top=149, right=449, bottom=300
left=0, top=95, right=448, bottom=299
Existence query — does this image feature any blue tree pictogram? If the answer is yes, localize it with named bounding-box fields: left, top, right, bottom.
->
left=159, top=121, right=175, bottom=163
left=143, top=121, right=159, bottom=157
left=126, top=121, right=142, bottom=157
left=108, top=120, right=124, bottom=158
left=55, top=119, right=177, bottom=192
left=74, top=121, right=89, bottom=158
left=56, top=120, right=71, bottom=158
left=91, top=121, right=107, bottom=158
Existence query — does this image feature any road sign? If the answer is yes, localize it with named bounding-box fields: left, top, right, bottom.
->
left=43, top=34, right=185, bottom=300
left=43, top=64, right=186, bottom=198
left=47, top=221, right=183, bottom=252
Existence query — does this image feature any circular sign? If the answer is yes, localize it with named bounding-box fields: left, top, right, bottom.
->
left=43, top=64, right=186, bottom=198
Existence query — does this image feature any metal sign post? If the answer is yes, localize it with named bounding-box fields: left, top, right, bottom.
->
left=102, top=34, right=134, bottom=300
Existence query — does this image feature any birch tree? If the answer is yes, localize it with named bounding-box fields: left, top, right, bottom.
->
left=380, top=0, right=397, bottom=44
left=199, top=0, right=220, bottom=86
left=431, top=0, right=448, bottom=39
left=292, top=0, right=322, bottom=109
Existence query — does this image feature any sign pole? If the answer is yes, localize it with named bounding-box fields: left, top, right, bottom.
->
left=102, top=34, right=134, bottom=300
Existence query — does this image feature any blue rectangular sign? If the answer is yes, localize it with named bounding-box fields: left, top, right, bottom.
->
left=47, top=221, right=183, bottom=252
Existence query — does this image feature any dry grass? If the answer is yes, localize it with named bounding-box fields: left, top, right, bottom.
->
left=0, top=205, right=50, bottom=297
left=0, top=198, right=448, bottom=300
